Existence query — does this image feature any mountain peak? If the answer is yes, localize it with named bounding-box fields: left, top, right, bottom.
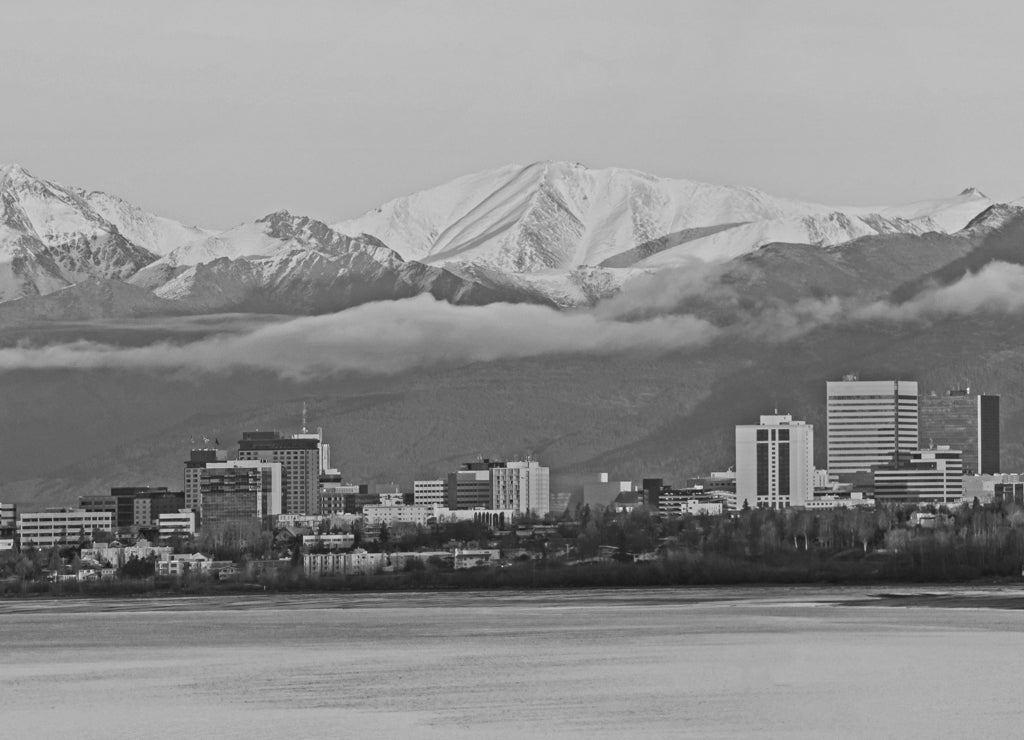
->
left=959, top=187, right=986, bottom=198
left=0, top=163, right=33, bottom=184
left=257, top=209, right=293, bottom=223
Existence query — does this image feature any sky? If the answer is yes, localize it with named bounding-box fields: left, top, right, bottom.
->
left=2, top=0, right=1023, bottom=229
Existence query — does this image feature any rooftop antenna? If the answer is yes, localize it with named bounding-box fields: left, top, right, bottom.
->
left=301, top=401, right=308, bottom=434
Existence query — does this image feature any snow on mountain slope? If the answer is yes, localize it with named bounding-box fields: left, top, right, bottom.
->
left=152, top=213, right=528, bottom=314
left=0, top=165, right=149, bottom=298
left=153, top=210, right=412, bottom=306
left=0, top=164, right=208, bottom=301
left=878, top=187, right=993, bottom=234
left=0, top=225, right=68, bottom=302
left=334, top=161, right=847, bottom=271
left=82, top=190, right=213, bottom=256
left=334, top=161, right=997, bottom=272
left=635, top=212, right=929, bottom=267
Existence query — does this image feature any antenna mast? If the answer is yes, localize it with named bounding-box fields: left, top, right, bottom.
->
left=301, top=401, right=308, bottom=434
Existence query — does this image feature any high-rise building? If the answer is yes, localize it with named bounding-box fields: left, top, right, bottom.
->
left=735, top=414, right=814, bottom=510
left=827, top=378, right=919, bottom=477
left=491, top=459, right=550, bottom=517
left=205, top=461, right=282, bottom=517
left=238, top=431, right=319, bottom=515
left=873, top=447, right=964, bottom=505
left=184, top=448, right=229, bottom=512
left=919, top=389, right=1000, bottom=475
left=200, top=467, right=265, bottom=525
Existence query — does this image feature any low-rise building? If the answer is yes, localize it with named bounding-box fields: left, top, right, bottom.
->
left=304, top=549, right=385, bottom=577
left=18, top=509, right=114, bottom=548
left=302, top=533, right=356, bottom=550
left=804, top=491, right=875, bottom=510
left=432, top=507, right=515, bottom=529
left=158, top=509, right=196, bottom=539
left=655, top=488, right=726, bottom=517
left=155, top=553, right=222, bottom=577
left=874, top=447, right=964, bottom=505
left=82, top=540, right=174, bottom=568
left=363, top=504, right=434, bottom=528
left=454, top=548, right=500, bottom=569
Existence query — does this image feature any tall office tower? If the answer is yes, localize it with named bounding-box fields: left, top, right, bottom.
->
left=293, top=404, right=332, bottom=474
left=203, top=461, right=282, bottom=517
left=735, top=414, right=814, bottom=510
left=826, top=377, right=919, bottom=477
left=491, top=459, right=551, bottom=517
left=919, top=389, right=1000, bottom=475
left=200, top=467, right=264, bottom=526
left=238, top=431, right=320, bottom=515
left=446, top=460, right=505, bottom=510
left=184, top=448, right=229, bottom=513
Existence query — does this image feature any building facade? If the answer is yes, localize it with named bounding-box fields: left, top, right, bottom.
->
left=827, top=378, right=919, bottom=477
left=919, top=389, right=1000, bottom=475
left=413, top=480, right=447, bottom=507
left=158, top=510, right=196, bottom=539
left=362, top=504, right=434, bottom=528
left=491, top=459, right=550, bottom=517
left=184, top=448, right=229, bottom=512
left=200, top=467, right=268, bottom=525
left=18, top=509, right=114, bottom=548
left=238, top=431, right=319, bottom=515
left=446, top=461, right=503, bottom=510
left=873, top=447, right=964, bottom=505
left=735, top=414, right=814, bottom=510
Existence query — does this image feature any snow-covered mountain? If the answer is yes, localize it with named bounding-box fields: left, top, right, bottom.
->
left=82, top=189, right=212, bottom=256
left=0, top=161, right=1005, bottom=313
left=0, top=164, right=207, bottom=301
left=150, top=211, right=535, bottom=313
left=334, top=161, right=994, bottom=272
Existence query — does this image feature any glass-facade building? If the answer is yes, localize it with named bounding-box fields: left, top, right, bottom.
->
left=919, top=390, right=1000, bottom=475
left=826, top=379, right=919, bottom=477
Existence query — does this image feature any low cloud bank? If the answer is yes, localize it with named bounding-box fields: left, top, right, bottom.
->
left=0, top=295, right=719, bottom=379
left=2, top=261, right=1023, bottom=378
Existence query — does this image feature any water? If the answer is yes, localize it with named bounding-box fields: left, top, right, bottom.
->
left=2, top=587, right=1023, bottom=738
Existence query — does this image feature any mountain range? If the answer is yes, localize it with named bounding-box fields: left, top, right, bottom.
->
left=3, top=160, right=1024, bottom=511
left=0, top=161, right=1003, bottom=319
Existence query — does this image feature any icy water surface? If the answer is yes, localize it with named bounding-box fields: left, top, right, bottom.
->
left=2, top=587, right=1023, bottom=738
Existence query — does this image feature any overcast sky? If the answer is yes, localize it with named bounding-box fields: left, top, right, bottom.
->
left=2, top=0, right=1022, bottom=228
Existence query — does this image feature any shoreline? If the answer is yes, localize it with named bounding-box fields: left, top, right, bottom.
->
left=3, top=579, right=1023, bottom=614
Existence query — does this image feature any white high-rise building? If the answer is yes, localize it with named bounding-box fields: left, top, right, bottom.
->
left=827, top=378, right=919, bottom=477
left=491, top=459, right=550, bottom=517
left=735, top=414, right=814, bottom=510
